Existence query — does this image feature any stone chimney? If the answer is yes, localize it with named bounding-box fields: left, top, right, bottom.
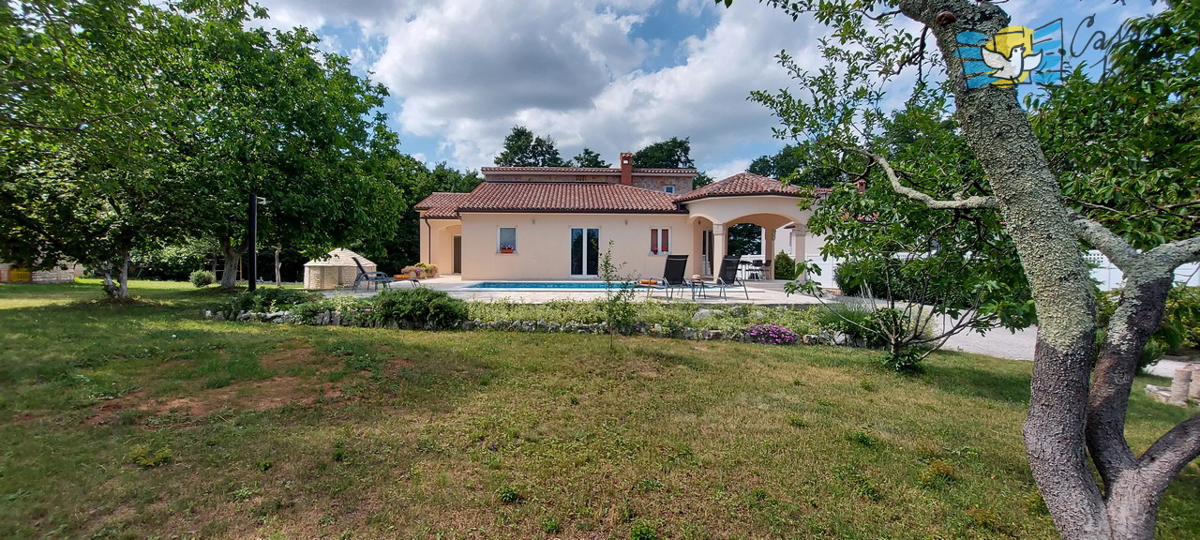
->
left=620, top=152, right=633, bottom=185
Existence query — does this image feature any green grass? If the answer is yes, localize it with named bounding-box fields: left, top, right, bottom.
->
left=1, top=280, right=1198, bottom=539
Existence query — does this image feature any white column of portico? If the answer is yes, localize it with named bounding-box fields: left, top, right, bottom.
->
left=711, top=222, right=726, bottom=278
left=763, top=229, right=775, bottom=279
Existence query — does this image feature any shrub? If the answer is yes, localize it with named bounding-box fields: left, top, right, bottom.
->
left=369, top=287, right=467, bottom=329
left=227, top=288, right=320, bottom=315
left=743, top=324, right=799, bottom=345
left=820, top=302, right=881, bottom=347
left=189, top=270, right=216, bottom=288
left=774, top=251, right=798, bottom=281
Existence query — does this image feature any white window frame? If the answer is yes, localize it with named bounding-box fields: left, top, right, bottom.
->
left=663, top=185, right=675, bottom=194
left=650, top=228, right=671, bottom=255
left=497, top=227, right=517, bottom=254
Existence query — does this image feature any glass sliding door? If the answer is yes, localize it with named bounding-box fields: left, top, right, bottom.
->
left=570, top=227, right=600, bottom=277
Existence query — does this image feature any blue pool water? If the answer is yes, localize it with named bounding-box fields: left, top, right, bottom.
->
left=466, top=281, right=634, bottom=290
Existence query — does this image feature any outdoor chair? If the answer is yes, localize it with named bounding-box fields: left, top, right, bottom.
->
left=694, top=256, right=750, bottom=300
left=749, top=260, right=765, bottom=280
left=643, top=254, right=691, bottom=299
left=351, top=257, right=398, bottom=292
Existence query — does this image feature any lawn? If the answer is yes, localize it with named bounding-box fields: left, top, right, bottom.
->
left=1, top=280, right=1197, bottom=539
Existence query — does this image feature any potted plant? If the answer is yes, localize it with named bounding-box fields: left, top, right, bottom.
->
left=499, top=244, right=515, bottom=254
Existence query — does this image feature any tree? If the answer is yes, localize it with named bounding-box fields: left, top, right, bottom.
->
left=357, top=157, right=481, bottom=273
left=494, top=125, right=571, bottom=167
left=572, top=147, right=609, bottom=168
left=633, top=137, right=713, bottom=188
left=749, top=144, right=840, bottom=187
left=0, top=0, right=219, bottom=297
left=632, top=137, right=694, bottom=169
left=730, top=0, right=1200, bottom=537
left=727, top=223, right=761, bottom=257
left=160, top=5, right=406, bottom=289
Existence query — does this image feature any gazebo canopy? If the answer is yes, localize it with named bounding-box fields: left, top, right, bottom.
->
left=303, top=248, right=374, bottom=268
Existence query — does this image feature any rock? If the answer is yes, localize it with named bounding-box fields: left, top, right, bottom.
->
left=692, top=309, right=723, bottom=321
left=536, top=319, right=549, bottom=332
left=462, top=321, right=475, bottom=331
left=682, top=328, right=698, bottom=340
left=704, top=330, right=724, bottom=340
left=803, top=334, right=830, bottom=346
left=236, top=311, right=252, bottom=322
left=1189, top=366, right=1200, bottom=402
left=204, top=310, right=213, bottom=319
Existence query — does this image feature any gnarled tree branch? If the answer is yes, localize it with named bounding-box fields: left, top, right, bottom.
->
left=843, top=147, right=999, bottom=210
left=1139, top=413, right=1200, bottom=495
left=1072, top=214, right=1140, bottom=272
left=1143, top=235, right=1200, bottom=275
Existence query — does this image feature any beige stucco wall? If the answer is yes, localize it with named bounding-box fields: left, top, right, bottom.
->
left=457, top=213, right=693, bottom=281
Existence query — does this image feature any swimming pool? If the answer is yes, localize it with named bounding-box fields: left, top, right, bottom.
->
left=465, top=281, right=635, bottom=290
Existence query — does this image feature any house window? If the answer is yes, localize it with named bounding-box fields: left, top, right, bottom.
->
left=664, top=186, right=675, bottom=194
left=650, top=228, right=670, bottom=254
left=498, top=227, right=516, bottom=253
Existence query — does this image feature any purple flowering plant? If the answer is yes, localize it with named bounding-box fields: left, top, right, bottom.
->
left=743, top=324, right=799, bottom=345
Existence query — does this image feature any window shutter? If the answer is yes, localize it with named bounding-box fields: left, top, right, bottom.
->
left=661, top=229, right=670, bottom=253
left=650, top=229, right=659, bottom=254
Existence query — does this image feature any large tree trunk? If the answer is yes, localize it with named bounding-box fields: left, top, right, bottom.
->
left=274, top=246, right=281, bottom=286
left=219, top=237, right=243, bottom=289
left=895, top=2, right=1140, bottom=538
left=100, top=252, right=131, bottom=299
left=888, top=2, right=1200, bottom=538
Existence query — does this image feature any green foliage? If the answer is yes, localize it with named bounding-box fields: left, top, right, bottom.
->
left=358, top=159, right=480, bottom=273
left=466, top=299, right=824, bottom=337
left=629, top=519, right=659, bottom=540
left=540, top=516, right=562, bottom=534
left=632, top=137, right=693, bottom=169
left=1030, top=2, right=1200, bottom=250
left=600, top=242, right=638, bottom=349
left=228, top=288, right=319, bottom=315
left=127, top=443, right=172, bottom=468
left=496, top=485, right=521, bottom=504
left=774, top=251, right=798, bottom=281
left=726, top=223, right=761, bottom=258
left=748, top=143, right=841, bottom=187
left=573, top=147, right=609, bottom=168
left=189, top=270, right=215, bottom=288
left=369, top=288, right=468, bottom=329
left=494, top=125, right=570, bottom=167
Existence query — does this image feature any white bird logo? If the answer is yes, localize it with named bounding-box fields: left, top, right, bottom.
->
left=981, top=44, right=1043, bottom=81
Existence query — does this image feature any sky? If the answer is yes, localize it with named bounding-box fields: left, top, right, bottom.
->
left=251, top=0, right=1161, bottom=180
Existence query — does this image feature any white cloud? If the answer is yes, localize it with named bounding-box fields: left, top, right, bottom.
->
left=708, top=158, right=751, bottom=182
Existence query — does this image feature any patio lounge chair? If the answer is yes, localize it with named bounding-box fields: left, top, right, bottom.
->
left=351, top=257, right=398, bottom=292
left=643, top=254, right=691, bottom=299
left=695, top=256, right=750, bottom=300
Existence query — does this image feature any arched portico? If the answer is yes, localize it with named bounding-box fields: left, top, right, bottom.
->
left=681, top=195, right=813, bottom=279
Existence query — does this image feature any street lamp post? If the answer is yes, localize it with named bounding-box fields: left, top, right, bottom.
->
left=247, top=194, right=269, bottom=292
left=247, top=193, right=257, bottom=292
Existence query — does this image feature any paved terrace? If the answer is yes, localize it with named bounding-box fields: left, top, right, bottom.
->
left=326, top=276, right=823, bottom=307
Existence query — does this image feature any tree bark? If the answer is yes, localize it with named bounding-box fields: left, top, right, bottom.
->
left=274, top=246, right=281, bottom=286
left=219, top=237, right=243, bottom=289
left=897, top=1, right=1109, bottom=537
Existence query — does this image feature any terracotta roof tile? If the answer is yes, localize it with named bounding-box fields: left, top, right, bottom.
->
left=457, top=182, right=684, bottom=214
left=481, top=167, right=696, bottom=175
left=414, top=192, right=471, bottom=219
left=674, top=171, right=829, bottom=202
